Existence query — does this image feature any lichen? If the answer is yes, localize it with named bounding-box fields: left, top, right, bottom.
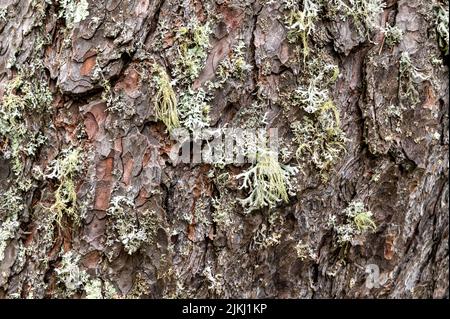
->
left=152, top=63, right=180, bottom=132
left=59, top=0, right=90, bottom=29
left=398, top=52, right=428, bottom=108
left=282, top=0, right=321, bottom=62
left=434, top=4, right=449, bottom=55
left=178, top=88, right=211, bottom=136
left=172, top=18, right=212, bottom=83
left=383, top=25, right=404, bottom=47
left=328, top=201, right=376, bottom=246
left=236, top=149, right=298, bottom=212
left=107, top=196, right=158, bottom=254
left=44, top=147, right=84, bottom=226
left=55, top=250, right=88, bottom=294
left=332, top=0, right=385, bottom=38
left=0, top=74, right=52, bottom=175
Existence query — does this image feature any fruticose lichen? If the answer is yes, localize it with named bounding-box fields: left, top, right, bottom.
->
left=152, top=63, right=180, bottom=132
left=45, top=147, right=84, bottom=226
left=328, top=200, right=376, bottom=246
left=236, top=149, right=298, bottom=212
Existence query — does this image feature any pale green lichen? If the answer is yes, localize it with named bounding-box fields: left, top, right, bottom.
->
left=383, top=25, right=404, bottom=47
left=292, top=101, right=346, bottom=176
left=0, top=189, right=23, bottom=262
left=59, top=0, right=90, bottom=29
left=236, top=149, right=298, bottom=212
left=107, top=196, right=158, bottom=254
left=178, top=88, right=211, bottom=136
left=328, top=201, right=376, bottom=246
left=398, top=52, right=428, bottom=108
left=434, top=4, right=449, bottom=55
left=152, top=64, right=180, bottom=132
left=55, top=250, right=88, bottom=293
left=173, top=18, right=212, bottom=83
left=0, top=74, right=52, bottom=175
left=283, top=0, right=321, bottom=62
left=333, top=0, right=385, bottom=38
left=45, top=147, right=84, bottom=226
left=213, top=40, right=253, bottom=88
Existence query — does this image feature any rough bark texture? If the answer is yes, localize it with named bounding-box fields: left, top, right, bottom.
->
left=0, top=0, right=448, bottom=299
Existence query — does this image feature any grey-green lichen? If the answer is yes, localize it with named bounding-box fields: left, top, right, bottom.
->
left=172, top=18, right=212, bottom=83
left=328, top=200, right=376, bottom=246
left=152, top=63, right=180, bottom=132
left=398, top=52, right=428, bottom=108
left=332, top=0, right=385, bottom=38
left=282, top=0, right=321, bottom=62
left=236, top=149, right=298, bottom=212
left=0, top=74, right=52, bottom=175
left=106, top=196, right=158, bottom=255
left=58, top=0, right=90, bottom=29
left=434, top=4, right=449, bottom=55
left=383, top=25, right=404, bottom=47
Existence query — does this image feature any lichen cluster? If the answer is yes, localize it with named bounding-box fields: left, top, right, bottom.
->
left=328, top=201, right=376, bottom=246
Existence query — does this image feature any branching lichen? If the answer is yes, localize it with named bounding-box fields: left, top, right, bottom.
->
left=0, top=74, right=52, bottom=175
left=58, top=0, right=90, bottom=29
left=434, top=4, right=449, bottom=55
left=173, top=18, right=212, bottom=83
left=152, top=64, right=180, bottom=132
left=328, top=201, right=376, bottom=246
left=178, top=88, right=211, bottom=136
left=236, top=149, right=298, bottom=212
left=333, top=0, right=385, bottom=38
left=45, top=147, right=84, bottom=226
left=398, top=52, right=428, bottom=108
left=282, top=0, right=321, bottom=62
left=107, top=196, right=158, bottom=254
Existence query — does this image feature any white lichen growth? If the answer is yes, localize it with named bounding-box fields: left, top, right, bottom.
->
left=434, top=4, right=449, bottom=55
left=0, top=189, right=23, bottom=262
left=178, top=88, right=211, bottom=136
left=236, top=149, right=298, bottom=211
left=55, top=250, right=88, bottom=293
left=398, top=52, right=428, bottom=108
left=333, top=0, right=385, bottom=38
left=59, top=0, right=90, bottom=29
left=107, top=196, right=157, bottom=254
left=383, top=25, right=404, bottom=47
left=152, top=63, right=180, bottom=132
left=283, top=0, right=321, bottom=61
left=45, top=147, right=84, bottom=225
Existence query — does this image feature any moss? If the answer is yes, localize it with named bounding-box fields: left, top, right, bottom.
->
left=152, top=64, right=180, bottom=132
left=236, top=149, right=298, bottom=212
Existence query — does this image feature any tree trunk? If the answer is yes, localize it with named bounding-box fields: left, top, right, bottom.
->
left=0, top=0, right=448, bottom=299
